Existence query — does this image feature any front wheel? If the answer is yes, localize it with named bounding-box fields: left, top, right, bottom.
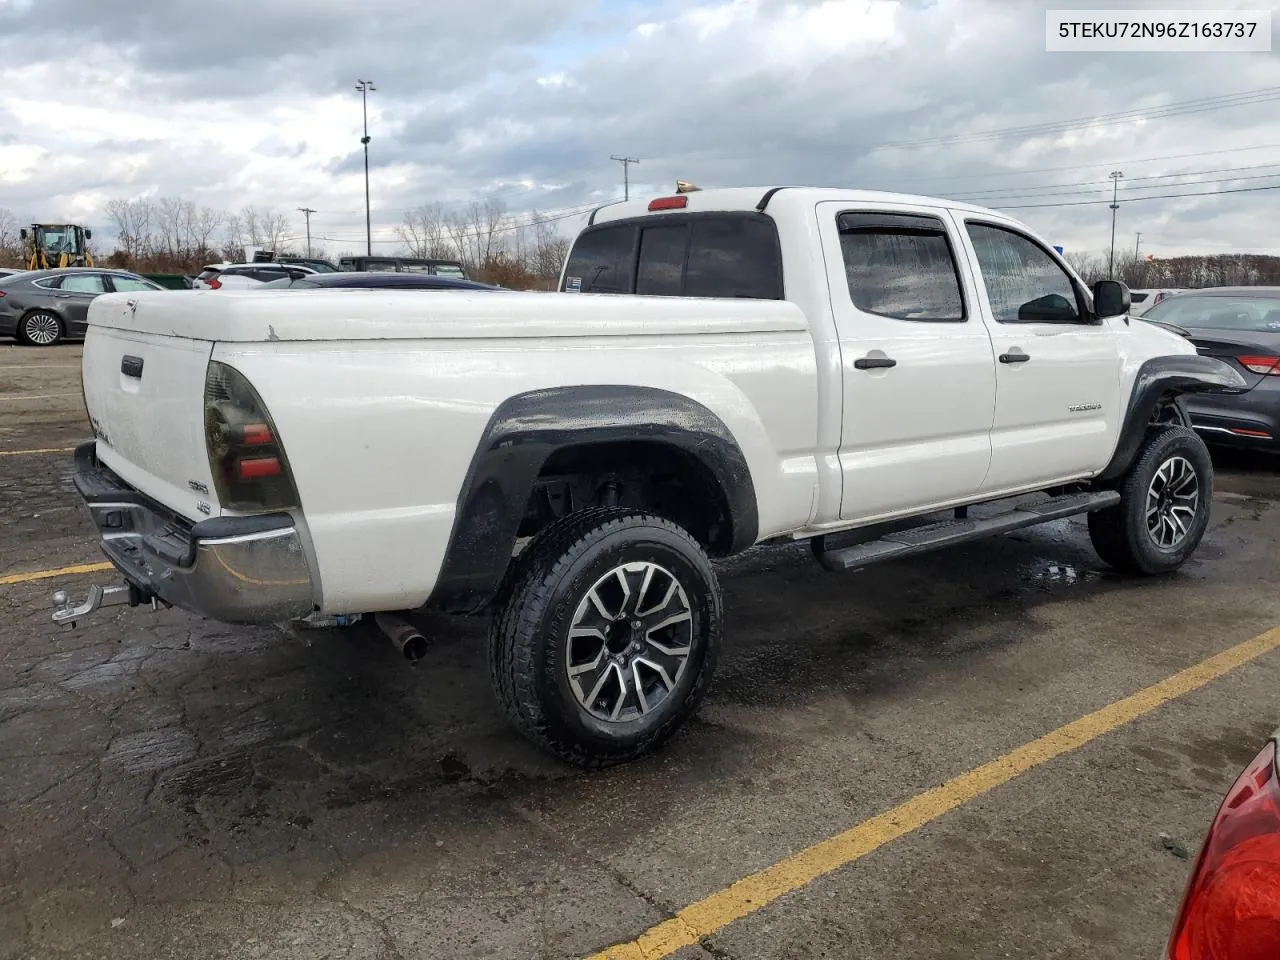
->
left=488, top=507, right=722, bottom=767
left=18, top=311, right=64, bottom=346
left=1088, top=425, right=1213, bottom=574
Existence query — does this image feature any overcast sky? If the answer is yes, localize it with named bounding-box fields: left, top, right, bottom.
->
left=1, top=0, right=1278, bottom=259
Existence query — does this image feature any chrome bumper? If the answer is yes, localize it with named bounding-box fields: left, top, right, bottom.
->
left=56, top=443, right=316, bottom=625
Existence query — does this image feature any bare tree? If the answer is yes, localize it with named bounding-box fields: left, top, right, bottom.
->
left=447, top=199, right=508, bottom=272
left=398, top=202, right=455, bottom=259
left=192, top=206, right=224, bottom=258
left=530, top=211, right=571, bottom=281
left=0, top=207, right=19, bottom=263
left=106, top=198, right=156, bottom=263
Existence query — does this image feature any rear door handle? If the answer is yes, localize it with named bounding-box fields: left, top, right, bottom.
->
left=999, top=352, right=1031, bottom=364
left=120, top=355, right=144, bottom=378
left=854, top=356, right=897, bottom=370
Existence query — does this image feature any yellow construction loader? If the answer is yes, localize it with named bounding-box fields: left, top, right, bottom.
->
left=21, top=224, right=94, bottom=270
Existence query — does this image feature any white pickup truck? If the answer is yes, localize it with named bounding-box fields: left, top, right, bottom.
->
left=57, top=186, right=1245, bottom=767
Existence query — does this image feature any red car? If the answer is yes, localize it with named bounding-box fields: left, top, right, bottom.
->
left=1166, top=728, right=1280, bottom=958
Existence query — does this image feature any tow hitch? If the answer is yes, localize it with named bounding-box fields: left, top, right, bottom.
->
left=52, top=582, right=159, bottom=627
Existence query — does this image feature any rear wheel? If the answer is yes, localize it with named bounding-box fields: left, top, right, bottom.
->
left=1088, top=425, right=1213, bottom=574
left=18, top=311, right=63, bottom=346
left=488, top=507, right=722, bottom=768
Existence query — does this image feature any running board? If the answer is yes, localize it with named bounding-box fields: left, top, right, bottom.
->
left=812, top=490, right=1121, bottom=573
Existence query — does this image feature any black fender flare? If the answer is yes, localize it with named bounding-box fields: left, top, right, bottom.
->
left=1097, top=354, right=1248, bottom=483
left=427, top=386, right=760, bottom=614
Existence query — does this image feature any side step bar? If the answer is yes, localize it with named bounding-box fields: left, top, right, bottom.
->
left=812, top=490, right=1121, bottom=573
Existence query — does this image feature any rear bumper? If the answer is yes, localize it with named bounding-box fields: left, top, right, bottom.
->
left=1186, top=379, right=1280, bottom=449
left=70, top=442, right=316, bottom=624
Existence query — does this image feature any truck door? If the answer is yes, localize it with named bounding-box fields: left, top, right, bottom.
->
left=950, top=217, right=1122, bottom=493
left=816, top=202, right=998, bottom=522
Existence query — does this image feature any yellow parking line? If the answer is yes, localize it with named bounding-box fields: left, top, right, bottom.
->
left=587, top=626, right=1280, bottom=960
left=0, top=562, right=114, bottom=586
left=0, top=446, right=76, bottom=457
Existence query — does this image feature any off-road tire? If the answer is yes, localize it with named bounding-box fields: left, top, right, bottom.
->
left=488, top=507, right=722, bottom=768
left=1088, top=425, right=1213, bottom=574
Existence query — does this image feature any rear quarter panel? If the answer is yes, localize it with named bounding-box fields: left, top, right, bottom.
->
left=215, top=322, right=820, bottom=614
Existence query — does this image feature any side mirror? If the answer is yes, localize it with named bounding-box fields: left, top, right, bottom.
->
left=1018, top=293, right=1078, bottom=324
left=19, top=229, right=27, bottom=240
left=84, top=229, right=93, bottom=240
left=1092, top=279, right=1131, bottom=319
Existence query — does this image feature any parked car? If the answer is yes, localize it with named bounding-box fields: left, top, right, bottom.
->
left=0, top=268, right=24, bottom=279
left=1141, top=287, right=1280, bottom=449
left=337, top=255, right=468, bottom=278
left=273, top=256, right=340, bottom=273
left=193, top=263, right=317, bottom=290
left=1164, top=726, right=1280, bottom=959
left=1131, top=288, right=1185, bottom=317
left=0, top=268, right=164, bottom=345
left=258, top=271, right=502, bottom=291
left=57, top=186, right=1246, bottom=766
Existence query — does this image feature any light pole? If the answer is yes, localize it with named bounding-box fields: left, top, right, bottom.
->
left=1108, top=170, right=1123, bottom=279
left=297, top=207, right=316, bottom=258
left=355, top=79, right=376, bottom=256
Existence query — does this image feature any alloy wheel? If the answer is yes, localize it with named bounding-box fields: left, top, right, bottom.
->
left=1145, top=455, right=1200, bottom=549
left=566, top=561, right=694, bottom=723
left=24, top=313, right=61, bottom=345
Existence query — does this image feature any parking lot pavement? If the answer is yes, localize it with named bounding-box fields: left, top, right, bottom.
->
left=3, top=346, right=1280, bottom=959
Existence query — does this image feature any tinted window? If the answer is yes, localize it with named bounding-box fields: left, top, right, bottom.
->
left=839, top=214, right=965, bottom=322
left=365, top=260, right=399, bottom=273
left=1144, top=296, right=1280, bottom=332
left=1130, top=292, right=1149, bottom=303
left=636, top=225, right=687, bottom=296
left=110, top=276, right=159, bottom=292
left=684, top=218, right=781, bottom=299
left=967, top=223, right=1081, bottom=324
left=563, top=225, right=636, bottom=293
left=61, top=274, right=107, bottom=293
left=196, top=268, right=222, bottom=281
left=435, top=264, right=465, bottom=278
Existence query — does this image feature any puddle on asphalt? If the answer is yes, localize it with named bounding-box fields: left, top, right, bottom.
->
left=1020, top=558, right=1102, bottom=586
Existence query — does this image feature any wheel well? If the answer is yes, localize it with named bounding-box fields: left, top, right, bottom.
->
left=518, top=440, right=735, bottom=555
left=1150, top=391, right=1189, bottom=426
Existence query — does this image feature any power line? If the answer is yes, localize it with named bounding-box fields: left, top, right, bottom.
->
left=286, top=201, right=602, bottom=247
left=870, top=85, right=1280, bottom=151
left=948, top=159, right=1280, bottom=200
left=884, top=142, right=1280, bottom=186
left=995, top=182, right=1280, bottom=210
left=953, top=168, right=1280, bottom=203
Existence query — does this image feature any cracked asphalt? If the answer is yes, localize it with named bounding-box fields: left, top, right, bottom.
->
left=3, top=343, right=1280, bottom=959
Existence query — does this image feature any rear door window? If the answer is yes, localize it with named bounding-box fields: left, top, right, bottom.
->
left=61, top=274, right=107, bottom=294
left=838, top=213, right=966, bottom=322
left=562, top=224, right=637, bottom=293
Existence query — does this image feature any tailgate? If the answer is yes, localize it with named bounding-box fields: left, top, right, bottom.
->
left=83, top=327, right=220, bottom=521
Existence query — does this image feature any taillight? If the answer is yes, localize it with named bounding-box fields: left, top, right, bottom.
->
left=0, top=291, right=7, bottom=299
left=1167, top=739, right=1280, bottom=960
left=206, top=277, right=222, bottom=290
left=203, top=361, right=299, bottom=511
left=1239, top=356, right=1280, bottom=376
left=1155, top=292, right=1169, bottom=304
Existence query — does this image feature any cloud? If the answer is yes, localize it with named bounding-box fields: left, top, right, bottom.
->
left=1, top=0, right=1278, bottom=257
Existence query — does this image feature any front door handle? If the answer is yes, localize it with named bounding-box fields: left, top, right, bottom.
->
left=999, top=351, right=1031, bottom=364
left=854, top=356, right=897, bottom=370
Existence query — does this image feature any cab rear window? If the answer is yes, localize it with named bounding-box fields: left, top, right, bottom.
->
left=562, top=213, right=782, bottom=300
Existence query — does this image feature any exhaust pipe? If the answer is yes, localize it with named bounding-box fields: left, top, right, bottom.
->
left=374, top=613, right=428, bottom=662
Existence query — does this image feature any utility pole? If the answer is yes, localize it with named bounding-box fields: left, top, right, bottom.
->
left=297, top=207, right=316, bottom=258
left=355, top=79, right=376, bottom=256
left=610, top=155, right=639, bottom=201
left=1134, top=231, right=1142, bottom=259
left=1108, top=170, right=1123, bottom=279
